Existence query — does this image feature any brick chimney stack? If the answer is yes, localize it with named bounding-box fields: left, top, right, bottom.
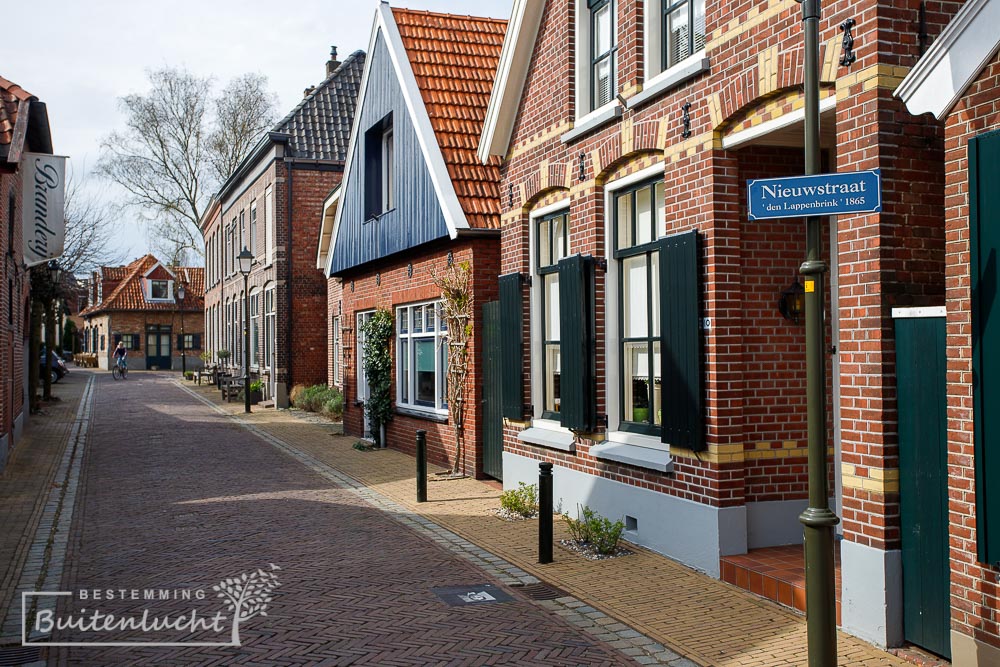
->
left=326, top=46, right=340, bottom=76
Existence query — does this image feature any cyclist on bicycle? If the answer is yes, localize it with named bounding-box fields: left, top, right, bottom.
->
left=113, top=341, right=128, bottom=371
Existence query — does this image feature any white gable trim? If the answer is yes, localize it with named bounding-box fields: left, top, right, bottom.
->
left=478, top=0, right=543, bottom=162
left=316, top=187, right=341, bottom=270
left=326, top=3, right=469, bottom=277
left=142, top=262, right=176, bottom=280
left=896, top=0, right=1000, bottom=120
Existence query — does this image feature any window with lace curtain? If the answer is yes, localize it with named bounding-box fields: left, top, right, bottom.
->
left=590, top=0, right=616, bottom=111
left=662, top=0, right=705, bottom=70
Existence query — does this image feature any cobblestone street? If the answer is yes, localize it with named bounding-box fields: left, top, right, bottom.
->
left=19, top=372, right=674, bottom=666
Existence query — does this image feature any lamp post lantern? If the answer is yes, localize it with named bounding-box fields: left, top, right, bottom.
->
left=237, top=247, right=254, bottom=413
left=177, top=282, right=187, bottom=375
left=796, top=0, right=839, bottom=664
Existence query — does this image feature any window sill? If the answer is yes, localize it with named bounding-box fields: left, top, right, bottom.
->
left=591, top=441, right=673, bottom=473
left=628, top=53, right=710, bottom=110
left=561, top=102, right=623, bottom=144
left=395, top=405, right=449, bottom=423
left=518, top=426, right=575, bottom=453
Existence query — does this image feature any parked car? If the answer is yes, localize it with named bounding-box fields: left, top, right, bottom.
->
left=40, top=349, right=67, bottom=384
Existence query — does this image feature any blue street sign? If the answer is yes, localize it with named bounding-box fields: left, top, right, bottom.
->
left=747, top=169, right=882, bottom=220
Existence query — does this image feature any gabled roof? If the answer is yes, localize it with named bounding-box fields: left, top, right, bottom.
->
left=477, top=0, right=544, bottom=162
left=81, top=255, right=204, bottom=317
left=0, top=74, right=52, bottom=164
left=896, top=0, right=1000, bottom=119
left=274, top=50, right=366, bottom=161
left=323, top=4, right=505, bottom=277
left=392, top=7, right=506, bottom=229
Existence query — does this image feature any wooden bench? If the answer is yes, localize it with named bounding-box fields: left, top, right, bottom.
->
left=220, top=375, right=243, bottom=402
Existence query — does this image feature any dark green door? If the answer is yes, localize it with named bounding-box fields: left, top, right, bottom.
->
left=146, top=325, right=172, bottom=370
left=896, top=314, right=949, bottom=659
left=481, top=301, right=503, bottom=480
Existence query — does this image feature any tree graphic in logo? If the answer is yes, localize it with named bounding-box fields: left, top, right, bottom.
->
left=213, top=563, right=281, bottom=645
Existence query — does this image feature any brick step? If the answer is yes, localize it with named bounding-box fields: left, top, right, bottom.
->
left=257, top=400, right=275, bottom=408
left=720, top=543, right=841, bottom=625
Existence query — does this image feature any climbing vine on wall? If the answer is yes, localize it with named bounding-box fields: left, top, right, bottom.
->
left=361, top=308, right=394, bottom=446
left=432, top=261, right=473, bottom=475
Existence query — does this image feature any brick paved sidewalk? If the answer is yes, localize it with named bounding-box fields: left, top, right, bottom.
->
left=0, top=371, right=91, bottom=638
left=186, top=381, right=908, bottom=667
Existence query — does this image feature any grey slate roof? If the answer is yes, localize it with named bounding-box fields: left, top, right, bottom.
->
left=274, top=49, right=366, bottom=161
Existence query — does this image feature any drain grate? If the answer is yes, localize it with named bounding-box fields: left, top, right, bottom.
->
left=519, top=582, right=571, bottom=601
left=0, top=645, right=42, bottom=666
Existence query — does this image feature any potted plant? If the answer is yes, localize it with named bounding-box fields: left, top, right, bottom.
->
left=631, top=378, right=650, bottom=423
left=217, top=350, right=230, bottom=368
left=249, top=380, right=264, bottom=404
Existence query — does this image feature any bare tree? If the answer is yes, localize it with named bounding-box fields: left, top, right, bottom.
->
left=97, top=67, right=278, bottom=261
left=209, top=74, right=279, bottom=183
left=60, top=176, right=126, bottom=275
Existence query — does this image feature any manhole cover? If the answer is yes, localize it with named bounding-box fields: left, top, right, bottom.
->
left=0, top=645, right=42, bottom=666
left=519, top=582, right=571, bottom=601
left=431, top=584, right=513, bottom=606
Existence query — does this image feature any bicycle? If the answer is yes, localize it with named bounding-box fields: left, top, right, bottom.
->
left=112, top=357, right=128, bottom=381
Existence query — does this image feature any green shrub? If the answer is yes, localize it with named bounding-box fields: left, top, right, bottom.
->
left=500, top=482, right=539, bottom=517
left=250, top=380, right=263, bottom=393
left=291, top=384, right=344, bottom=419
left=562, top=505, right=625, bottom=555
left=184, top=371, right=194, bottom=380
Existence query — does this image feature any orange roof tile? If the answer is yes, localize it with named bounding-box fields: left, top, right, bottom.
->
left=0, top=75, right=35, bottom=153
left=81, top=255, right=205, bottom=317
left=391, top=8, right=506, bottom=230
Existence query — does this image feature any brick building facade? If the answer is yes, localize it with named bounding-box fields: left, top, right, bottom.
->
left=479, top=0, right=965, bottom=656
left=319, top=6, right=504, bottom=476
left=897, top=1, right=1000, bottom=662
left=0, top=75, right=53, bottom=472
left=80, top=256, right=204, bottom=372
left=201, top=49, right=364, bottom=406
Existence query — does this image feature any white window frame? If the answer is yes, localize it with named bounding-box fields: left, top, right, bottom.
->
left=603, top=163, right=667, bottom=452
left=643, top=0, right=707, bottom=88
left=382, top=126, right=394, bottom=212
left=575, top=0, right=619, bottom=123
left=264, top=186, right=275, bottom=267
left=332, top=315, right=342, bottom=386
left=148, top=279, right=171, bottom=301
left=249, top=200, right=258, bottom=257
left=395, top=301, right=448, bottom=417
left=529, top=199, right=573, bottom=434
left=250, top=288, right=261, bottom=369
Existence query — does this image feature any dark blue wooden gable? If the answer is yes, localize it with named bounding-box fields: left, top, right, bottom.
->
left=329, top=32, right=451, bottom=275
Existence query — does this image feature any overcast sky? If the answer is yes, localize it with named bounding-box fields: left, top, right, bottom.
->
left=6, top=0, right=513, bottom=266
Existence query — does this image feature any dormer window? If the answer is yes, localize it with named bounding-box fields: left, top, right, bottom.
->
left=150, top=280, right=169, bottom=300
left=364, top=113, right=394, bottom=219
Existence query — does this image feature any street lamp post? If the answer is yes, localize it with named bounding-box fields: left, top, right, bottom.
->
left=797, top=0, right=839, bottom=665
left=177, top=282, right=187, bottom=375
left=237, top=247, right=254, bottom=414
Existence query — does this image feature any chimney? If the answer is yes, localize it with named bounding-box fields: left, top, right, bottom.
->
left=303, top=85, right=316, bottom=98
left=326, top=46, right=340, bottom=76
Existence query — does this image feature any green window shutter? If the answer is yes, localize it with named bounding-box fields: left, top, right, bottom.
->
left=193, top=334, right=201, bottom=350
left=113, top=333, right=122, bottom=346
left=558, top=254, right=597, bottom=432
left=659, top=229, right=704, bottom=452
left=971, top=130, right=1000, bottom=564
left=177, top=335, right=184, bottom=350
left=499, top=273, right=525, bottom=420
left=132, top=336, right=140, bottom=351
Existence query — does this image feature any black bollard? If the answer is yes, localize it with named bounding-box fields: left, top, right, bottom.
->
left=416, top=430, right=427, bottom=503
left=539, top=462, right=553, bottom=564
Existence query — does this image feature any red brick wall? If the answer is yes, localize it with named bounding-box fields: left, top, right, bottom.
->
left=337, top=238, right=500, bottom=477
left=202, top=157, right=341, bottom=395
left=495, top=0, right=956, bottom=521
left=943, top=48, right=1000, bottom=652
left=0, top=168, right=28, bottom=462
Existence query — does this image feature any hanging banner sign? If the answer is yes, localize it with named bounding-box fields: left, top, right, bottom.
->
left=747, top=169, right=882, bottom=221
left=22, top=152, right=67, bottom=267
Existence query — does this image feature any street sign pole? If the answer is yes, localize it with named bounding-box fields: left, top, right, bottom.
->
left=798, top=1, right=839, bottom=665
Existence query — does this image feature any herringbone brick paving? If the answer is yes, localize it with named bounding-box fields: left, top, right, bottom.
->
left=0, top=372, right=88, bottom=639
left=49, top=373, right=640, bottom=665
left=186, top=382, right=909, bottom=667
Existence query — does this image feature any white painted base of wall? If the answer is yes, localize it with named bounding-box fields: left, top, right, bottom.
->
left=0, top=433, right=7, bottom=472
left=503, top=452, right=746, bottom=577
left=14, top=411, right=24, bottom=443
left=746, top=499, right=809, bottom=548
left=951, top=628, right=999, bottom=666
left=840, top=539, right=903, bottom=647
left=276, top=383, right=289, bottom=409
